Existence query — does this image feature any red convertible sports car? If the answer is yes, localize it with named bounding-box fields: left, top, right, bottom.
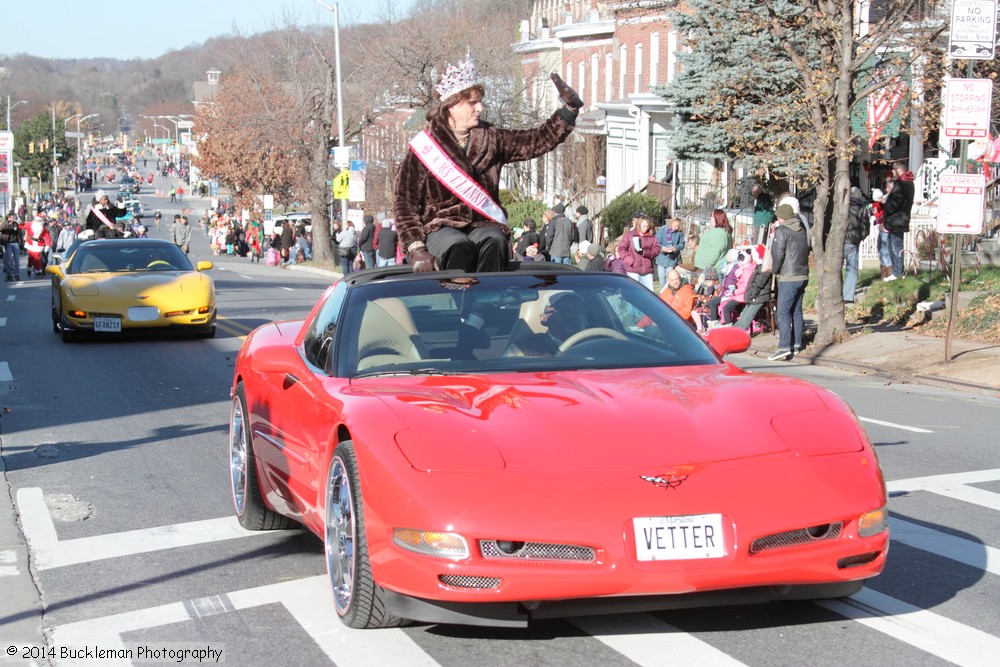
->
left=229, top=265, right=888, bottom=629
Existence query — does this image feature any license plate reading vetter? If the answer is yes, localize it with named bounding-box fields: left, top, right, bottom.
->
left=633, top=514, right=725, bottom=561
left=93, top=317, right=122, bottom=332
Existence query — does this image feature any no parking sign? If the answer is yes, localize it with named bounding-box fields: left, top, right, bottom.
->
left=936, top=173, right=985, bottom=235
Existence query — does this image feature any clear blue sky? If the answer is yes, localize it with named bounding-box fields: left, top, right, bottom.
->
left=1, top=0, right=412, bottom=60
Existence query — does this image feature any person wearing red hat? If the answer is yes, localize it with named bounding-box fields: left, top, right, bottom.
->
left=24, top=215, right=51, bottom=278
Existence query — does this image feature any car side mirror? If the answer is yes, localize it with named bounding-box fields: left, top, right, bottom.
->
left=44, top=265, right=63, bottom=278
left=706, top=326, right=751, bottom=357
left=196, top=260, right=214, bottom=272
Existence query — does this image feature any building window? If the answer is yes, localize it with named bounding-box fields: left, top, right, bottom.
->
left=634, top=43, right=643, bottom=94
left=605, top=52, right=613, bottom=101
left=652, top=136, right=670, bottom=179
left=566, top=62, right=573, bottom=89
left=591, top=53, right=599, bottom=107
left=667, top=31, right=678, bottom=83
left=619, top=45, right=627, bottom=99
left=649, top=32, right=660, bottom=87
left=578, top=60, right=586, bottom=105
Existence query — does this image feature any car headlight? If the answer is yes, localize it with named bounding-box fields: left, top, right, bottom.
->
left=858, top=507, right=888, bottom=537
left=393, top=528, right=469, bottom=560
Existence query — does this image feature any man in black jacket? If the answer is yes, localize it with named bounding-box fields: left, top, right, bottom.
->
left=843, top=187, right=871, bottom=302
left=881, top=162, right=914, bottom=280
left=357, top=214, right=377, bottom=269
left=768, top=203, right=810, bottom=361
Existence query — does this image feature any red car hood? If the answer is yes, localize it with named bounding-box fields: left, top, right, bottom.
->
left=357, top=366, right=831, bottom=471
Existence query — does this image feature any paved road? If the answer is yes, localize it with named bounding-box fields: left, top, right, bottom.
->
left=1, top=179, right=999, bottom=665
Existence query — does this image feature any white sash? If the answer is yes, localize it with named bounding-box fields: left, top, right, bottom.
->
left=91, top=206, right=117, bottom=230
left=408, top=130, right=507, bottom=225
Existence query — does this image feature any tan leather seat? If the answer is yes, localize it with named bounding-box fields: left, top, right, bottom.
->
left=356, top=298, right=427, bottom=371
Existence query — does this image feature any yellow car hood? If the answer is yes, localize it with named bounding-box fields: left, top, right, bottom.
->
left=64, top=271, right=212, bottom=301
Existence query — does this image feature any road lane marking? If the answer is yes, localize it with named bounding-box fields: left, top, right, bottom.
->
left=888, top=468, right=1000, bottom=490
left=0, top=549, right=19, bottom=576
left=16, top=487, right=273, bottom=570
left=890, top=517, right=1000, bottom=575
left=50, top=576, right=437, bottom=667
left=0, top=316, right=6, bottom=326
left=6, top=295, right=13, bottom=301
left=280, top=286, right=294, bottom=291
left=0, top=361, right=12, bottom=382
left=571, top=613, right=748, bottom=667
left=216, top=320, right=249, bottom=338
left=819, top=587, right=1000, bottom=667
left=858, top=417, right=933, bottom=433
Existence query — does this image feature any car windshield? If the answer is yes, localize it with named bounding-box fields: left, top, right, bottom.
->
left=335, top=272, right=720, bottom=378
left=67, top=243, right=194, bottom=274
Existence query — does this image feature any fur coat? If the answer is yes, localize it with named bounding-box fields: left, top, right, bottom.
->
left=392, top=108, right=576, bottom=251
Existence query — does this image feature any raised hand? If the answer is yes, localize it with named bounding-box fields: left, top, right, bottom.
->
left=551, top=73, right=583, bottom=110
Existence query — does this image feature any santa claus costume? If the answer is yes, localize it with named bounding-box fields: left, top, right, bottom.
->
left=24, top=215, right=51, bottom=278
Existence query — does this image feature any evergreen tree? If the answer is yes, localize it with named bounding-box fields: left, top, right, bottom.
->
left=12, top=113, right=76, bottom=190
left=660, top=0, right=943, bottom=345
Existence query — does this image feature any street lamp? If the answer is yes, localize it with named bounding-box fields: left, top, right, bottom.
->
left=314, top=0, right=348, bottom=225
left=6, top=97, right=27, bottom=132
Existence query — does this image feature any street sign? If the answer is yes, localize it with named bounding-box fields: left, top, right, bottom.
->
left=333, top=169, right=350, bottom=200
left=937, top=173, right=985, bottom=235
left=949, top=0, right=997, bottom=59
left=942, top=78, right=993, bottom=139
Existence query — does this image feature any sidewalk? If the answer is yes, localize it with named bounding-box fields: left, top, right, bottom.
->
left=742, top=321, right=1000, bottom=396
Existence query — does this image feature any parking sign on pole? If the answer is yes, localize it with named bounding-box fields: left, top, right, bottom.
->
left=949, top=0, right=998, bottom=59
left=936, top=173, right=985, bottom=235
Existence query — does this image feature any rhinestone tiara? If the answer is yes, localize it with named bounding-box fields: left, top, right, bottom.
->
left=435, top=51, right=482, bottom=101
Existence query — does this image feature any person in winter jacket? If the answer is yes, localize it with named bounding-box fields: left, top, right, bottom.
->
left=654, top=217, right=686, bottom=287
left=24, top=215, right=51, bottom=277
left=768, top=203, right=810, bottom=360
left=544, top=205, right=575, bottom=263
left=617, top=214, right=660, bottom=291
left=843, top=186, right=872, bottom=302
left=658, top=268, right=696, bottom=326
left=733, top=257, right=774, bottom=332
left=393, top=52, right=580, bottom=274
left=357, top=214, right=377, bottom=269
left=881, top=162, right=914, bottom=280
left=85, top=190, right=127, bottom=238
left=694, top=209, right=733, bottom=272
left=514, top=218, right=542, bottom=260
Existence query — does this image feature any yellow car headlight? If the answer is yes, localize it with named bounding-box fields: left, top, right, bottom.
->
left=858, top=507, right=888, bottom=537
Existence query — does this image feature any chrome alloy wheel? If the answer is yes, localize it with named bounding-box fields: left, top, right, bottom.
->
left=325, top=455, right=355, bottom=615
left=229, top=397, right=248, bottom=515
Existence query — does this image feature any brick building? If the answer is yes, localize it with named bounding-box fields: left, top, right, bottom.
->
left=515, top=1, right=691, bottom=217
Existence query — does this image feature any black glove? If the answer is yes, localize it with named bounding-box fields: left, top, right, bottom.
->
left=410, top=248, right=440, bottom=274
left=551, top=73, right=583, bottom=111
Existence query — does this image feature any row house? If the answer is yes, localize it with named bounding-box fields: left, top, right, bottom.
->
left=514, top=1, right=694, bottom=217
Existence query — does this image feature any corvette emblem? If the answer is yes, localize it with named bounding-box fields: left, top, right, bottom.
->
left=640, top=474, right=688, bottom=489
left=135, top=295, right=149, bottom=300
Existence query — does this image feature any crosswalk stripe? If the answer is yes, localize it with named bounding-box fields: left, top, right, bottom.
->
left=819, top=587, right=1000, bottom=667
left=16, top=487, right=270, bottom=570
left=571, top=613, right=748, bottom=667
left=888, top=469, right=1000, bottom=491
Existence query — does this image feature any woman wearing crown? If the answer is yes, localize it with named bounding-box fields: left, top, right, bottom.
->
left=393, top=52, right=583, bottom=273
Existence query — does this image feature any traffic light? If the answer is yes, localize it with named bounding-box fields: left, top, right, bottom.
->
left=28, top=141, right=34, bottom=154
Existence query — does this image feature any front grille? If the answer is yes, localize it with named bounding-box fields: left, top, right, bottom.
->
left=438, top=575, right=501, bottom=589
left=750, top=522, right=843, bottom=554
left=480, top=540, right=595, bottom=562
left=838, top=551, right=881, bottom=569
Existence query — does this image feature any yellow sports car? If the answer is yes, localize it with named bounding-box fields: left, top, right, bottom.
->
left=46, top=238, right=216, bottom=341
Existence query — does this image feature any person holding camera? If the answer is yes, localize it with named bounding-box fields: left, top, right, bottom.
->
left=616, top=213, right=660, bottom=291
